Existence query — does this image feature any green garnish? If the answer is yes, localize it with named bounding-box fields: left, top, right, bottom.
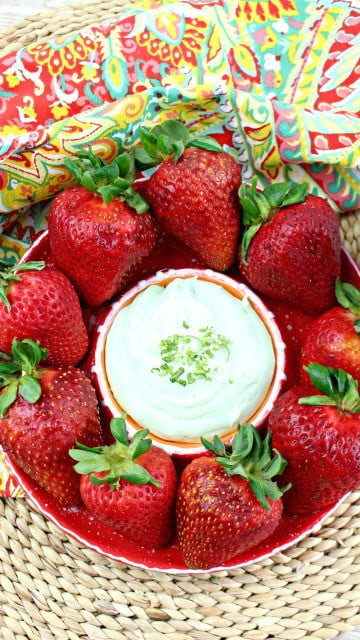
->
left=152, top=322, right=231, bottom=387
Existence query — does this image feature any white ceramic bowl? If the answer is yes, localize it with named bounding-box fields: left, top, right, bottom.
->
left=89, top=268, right=286, bottom=457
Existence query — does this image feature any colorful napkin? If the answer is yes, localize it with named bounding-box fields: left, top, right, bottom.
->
left=0, top=0, right=359, bottom=495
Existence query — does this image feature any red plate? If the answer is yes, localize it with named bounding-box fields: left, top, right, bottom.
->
left=7, top=227, right=359, bottom=574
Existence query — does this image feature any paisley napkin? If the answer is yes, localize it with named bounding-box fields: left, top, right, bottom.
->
left=0, top=0, right=359, bottom=495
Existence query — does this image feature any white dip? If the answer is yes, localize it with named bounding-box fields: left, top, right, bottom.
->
left=105, top=277, right=275, bottom=442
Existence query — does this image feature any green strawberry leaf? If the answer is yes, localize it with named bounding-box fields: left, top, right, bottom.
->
left=121, top=188, right=150, bottom=214
left=65, top=147, right=150, bottom=211
left=262, top=182, right=291, bottom=209
left=14, top=261, right=46, bottom=273
left=355, top=319, right=360, bottom=337
left=250, top=478, right=270, bottom=510
left=335, top=279, right=360, bottom=316
left=262, top=449, right=287, bottom=479
left=231, top=423, right=254, bottom=459
left=281, top=182, right=309, bottom=206
left=77, top=146, right=104, bottom=168
left=135, top=120, right=223, bottom=168
left=122, top=463, right=161, bottom=487
left=89, top=471, right=117, bottom=487
left=0, top=260, right=45, bottom=310
left=110, top=415, right=129, bottom=446
left=71, top=453, right=112, bottom=475
left=160, top=120, right=190, bottom=142
left=133, top=147, right=158, bottom=169
left=70, top=417, right=161, bottom=487
left=239, top=196, right=262, bottom=226
left=263, top=478, right=287, bottom=502
left=190, top=136, right=223, bottom=152
left=241, top=224, right=262, bottom=264
left=18, top=375, right=42, bottom=404
left=11, top=338, right=48, bottom=373
left=113, top=152, right=132, bottom=180
left=0, top=339, right=47, bottom=417
left=201, top=434, right=227, bottom=457
left=202, top=424, right=289, bottom=508
left=0, top=361, right=21, bottom=376
left=299, top=363, right=360, bottom=412
left=239, top=179, right=309, bottom=260
left=0, top=381, right=18, bottom=418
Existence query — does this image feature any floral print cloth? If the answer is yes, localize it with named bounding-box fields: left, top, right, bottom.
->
left=0, top=0, right=359, bottom=495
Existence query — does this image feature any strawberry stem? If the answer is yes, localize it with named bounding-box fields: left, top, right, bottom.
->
left=239, top=179, right=309, bottom=263
left=64, top=147, right=149, bottom=212
left=335, top=280, right=360, bottom=335
left=0, top=339, right=48, bottom=417
left=0, top=260, right=45, bottom=311
left=134, top=120, right=223, bottom=168
left=299, top=363, right=360, bottom=413
left=201, top=423, right=290, bottom=510
left=69, top=415, right=161, bottom=489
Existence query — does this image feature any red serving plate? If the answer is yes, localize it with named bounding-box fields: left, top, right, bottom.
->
left=6, top=227, right=359, bottom=574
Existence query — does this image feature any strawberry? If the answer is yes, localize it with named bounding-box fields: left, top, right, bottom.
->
left=48, top=148, right=157, bottom=308
left=300, top=280, right=360, bottom=386
left=135, top=121, right=241, bottom=271
left=70, top=415, right=177, bottom=550
left=0, top=339, right=103, bottom=506
left=268, top=363, right=360, bottom=515
left=176, top=423, right=288, bottom=570
left=0, top=260, right=88, bottom=366
left=238, top=179, right=341, bottom=314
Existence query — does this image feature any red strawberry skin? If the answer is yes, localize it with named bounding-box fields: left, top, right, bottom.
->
left=145, top=148, right=241, bottom=271
left=79, top=446, right=177, bottom=549
left=300, top=307, right=360, bottom=386
left=176, top=456, right=283, bottom=570
left=268, top=387, right=360, bottom=515
left=239, top=195, right=341, bottom=314
left=0, top=266, right=88, bottom=366
left=48, top=186, right=158, bottom=308
left=0, top=367, right=103, bottom=506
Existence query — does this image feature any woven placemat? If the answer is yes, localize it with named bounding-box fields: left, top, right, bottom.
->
left=0, top=2, right=360, bottom=639
left=0, top=492, right=359, bottom=640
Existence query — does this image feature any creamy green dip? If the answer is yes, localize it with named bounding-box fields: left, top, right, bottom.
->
left=105, top=277, right=275, bottom=442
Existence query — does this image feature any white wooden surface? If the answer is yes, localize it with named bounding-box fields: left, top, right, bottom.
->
left=0, top=2, right=359, bottom=638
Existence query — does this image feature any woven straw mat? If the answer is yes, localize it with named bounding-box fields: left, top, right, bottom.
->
left=1, top=2, right=360, bottom=640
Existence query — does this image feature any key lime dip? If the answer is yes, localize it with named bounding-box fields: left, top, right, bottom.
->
left=104, top=275, right=277, bottom=443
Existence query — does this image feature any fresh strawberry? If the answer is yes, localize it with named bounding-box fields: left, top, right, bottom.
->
left=268, top=363, right=360, bottom=515
left=0, top=260, right=88, bottom=366
left=300, top=280, right=360, bottom=386
left=70, top=415, right=177, bottom=550
left=48, top=148, right=157, bottom=308
left=0, top=339, right=103, bottom=506
left=238, top=179, right=341, bottom=314
left=176, top=423, right=288, bottom=569
left=135, top=121, right=241, bottom=271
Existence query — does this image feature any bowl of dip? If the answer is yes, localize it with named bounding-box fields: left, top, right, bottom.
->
left=89, top=268, right=286, bottom=456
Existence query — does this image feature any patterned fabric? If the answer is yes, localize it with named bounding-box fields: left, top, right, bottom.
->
left=0, top=0, right=359, bottom=494
left=0, top=0, right=359, bottom=220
